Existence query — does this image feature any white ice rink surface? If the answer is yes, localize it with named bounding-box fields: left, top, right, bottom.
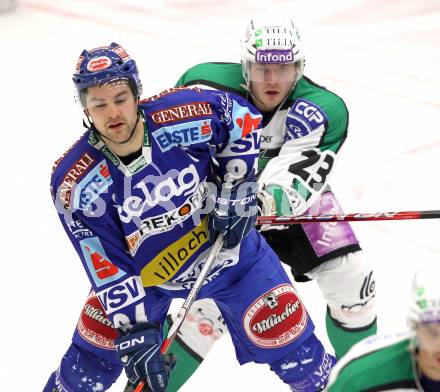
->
left=1, top=0, right=439, bottom=390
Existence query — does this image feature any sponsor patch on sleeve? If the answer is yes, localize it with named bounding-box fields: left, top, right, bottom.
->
left=72, top=160, right=113, bottom=211
left=77, top=291, right=118, bottom=350
left=285, top=98, right=327, bottom=140
left=97, top=276, right=145, bottom=314
left=230, top=99, right=262, bottom=140
left=58, top=152, right=95, bottom=208
left=152, top=119, right=213, bottom=152
left=151, top=102, right=213, bottom=124
left=80, top=237, right=126, bottom=288
left=66, top=218, right=94, bottom=239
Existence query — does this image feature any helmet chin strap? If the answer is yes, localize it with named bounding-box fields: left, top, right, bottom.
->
left=114, top=110, right=141, bottom=145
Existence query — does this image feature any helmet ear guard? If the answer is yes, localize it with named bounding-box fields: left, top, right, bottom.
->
left=240, top=17, right=305, bottom=87
left=407, top=268, right=440, bottom=330
left=72, top=42, right=142, bottom=107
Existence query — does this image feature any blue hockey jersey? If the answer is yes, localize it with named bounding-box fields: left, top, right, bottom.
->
left=50, top=86, right=262, bottom=330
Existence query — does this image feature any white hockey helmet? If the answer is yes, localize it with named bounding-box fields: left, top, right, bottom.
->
left=240, top=17, right=305, bottom=87
left=408, top=268, right=440, bottom=328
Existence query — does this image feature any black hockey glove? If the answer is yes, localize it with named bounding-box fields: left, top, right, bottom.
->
left=207, top=170, right=258, bottom=249
left=115, top=322, right=176, bottom=392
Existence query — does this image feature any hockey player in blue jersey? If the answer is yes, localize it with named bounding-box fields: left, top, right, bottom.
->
left=43, top=43, right=335, bottom=392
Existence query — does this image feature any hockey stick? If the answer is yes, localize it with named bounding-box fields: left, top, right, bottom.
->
left=131, top=235, right=224, bottom=392
left=256, top=209, right=440, bottom=225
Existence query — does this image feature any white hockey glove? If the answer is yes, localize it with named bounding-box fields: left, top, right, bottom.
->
left=257, top=184, right=307, bottom=231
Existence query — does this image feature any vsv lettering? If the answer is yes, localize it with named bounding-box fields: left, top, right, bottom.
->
left=98, top=276, right=145, bottom=313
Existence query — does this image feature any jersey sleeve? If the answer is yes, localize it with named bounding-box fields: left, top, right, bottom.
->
left=327, top=333, right=414, bottom=392
left=175, top=68, right=190, bottom=86
left=50, top=173, right=147, bottom=332
left=175, top=63, right=210, bottom=87
left=149, top=87, right=262, bottom=180
left=258, top=95, right=348, bottom=215
left=207, top=90, right=262, bottom=179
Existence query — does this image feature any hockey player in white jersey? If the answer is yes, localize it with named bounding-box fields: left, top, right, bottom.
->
left=327, top=266, right=440, bottom=391
left=160, top=16, right=378, bottom=389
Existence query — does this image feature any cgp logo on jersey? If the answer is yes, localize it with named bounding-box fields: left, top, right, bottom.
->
left=243, top=284, right=308, bottom=348
left=285, top=98, right=327, bottom=140
left=76, top=291, right=118, bottom=350
left=152, top=119, right=212, bottom=152
left=73, top=160, right=113, bottom=210
left=80, top=237, right=126, bottom=288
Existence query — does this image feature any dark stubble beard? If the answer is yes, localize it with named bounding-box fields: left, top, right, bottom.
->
left=102, top=110, right=141, bottom=145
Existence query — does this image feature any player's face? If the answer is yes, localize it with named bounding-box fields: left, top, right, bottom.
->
left=84, top=82, right=139, bottom=145
left=417, top=323, right=440, bottom=380
left=249, top=62, right=297, bottom=112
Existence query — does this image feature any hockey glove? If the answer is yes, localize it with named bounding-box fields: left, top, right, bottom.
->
left=257, top=184, right=306, bottom=231
left=115, top=322, right=177, bottom=392
left=207, top=170, right=258, bottom=249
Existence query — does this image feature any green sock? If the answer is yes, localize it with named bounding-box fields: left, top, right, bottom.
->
left=163, top=317, right=204, bottom=392
left=326, top=309, right=377, bottom=358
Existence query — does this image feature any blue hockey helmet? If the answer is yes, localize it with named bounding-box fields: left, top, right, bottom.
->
left=72, top=42, right=142, bottom=106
